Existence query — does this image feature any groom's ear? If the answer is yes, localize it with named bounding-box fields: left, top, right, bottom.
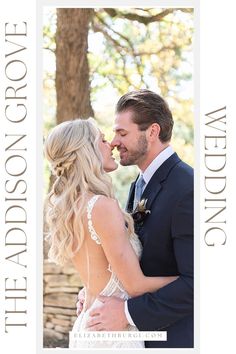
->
left=148, top=123, right=160, bottom=141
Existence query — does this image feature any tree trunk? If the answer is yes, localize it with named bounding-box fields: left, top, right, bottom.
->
left=56, top=8, right=94, bottom=123
left=45, top=9, right=94, bottom=258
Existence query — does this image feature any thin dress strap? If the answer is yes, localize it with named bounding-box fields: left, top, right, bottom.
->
left=86, top=195, right=112, bottom=277
left=87, top=195, right=101, bottom=245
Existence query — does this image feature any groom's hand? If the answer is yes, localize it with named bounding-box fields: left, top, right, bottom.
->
left=86, top=295, right=129, bottom=331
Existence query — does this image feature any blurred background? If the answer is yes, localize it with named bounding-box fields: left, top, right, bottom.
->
left=43, top=7, right=194, bottom=347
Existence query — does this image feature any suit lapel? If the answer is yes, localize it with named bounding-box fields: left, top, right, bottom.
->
left=141, top=180, right=162, bottom=210
left=141, top=153, right=181, bottom=210
left=125, top=181, right=136, bottom=212
left=126, top=153, right=181, bottom=213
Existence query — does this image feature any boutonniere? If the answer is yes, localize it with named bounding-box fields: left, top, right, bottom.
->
left=131, top=199, right=151, bottom=224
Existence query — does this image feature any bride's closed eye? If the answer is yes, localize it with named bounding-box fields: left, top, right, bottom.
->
left=101, top=134, right=109, bottom=144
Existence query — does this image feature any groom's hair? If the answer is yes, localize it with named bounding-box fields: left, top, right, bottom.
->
left=116, top=89, right=174, bottom=142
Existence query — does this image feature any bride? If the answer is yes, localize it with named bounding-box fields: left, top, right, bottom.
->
left=44, top=118, right=177, bottom=348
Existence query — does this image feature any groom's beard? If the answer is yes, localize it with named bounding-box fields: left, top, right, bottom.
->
left=119, top=134, right=148, bottom=166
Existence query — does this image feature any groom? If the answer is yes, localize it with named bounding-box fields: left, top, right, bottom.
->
left=82, top=89, right=193, bottom=348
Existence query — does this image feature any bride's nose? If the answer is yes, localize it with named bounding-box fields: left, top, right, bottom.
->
left=110, top=143, right=117, bottom=153
left=106, top=141, right=113, bottom=151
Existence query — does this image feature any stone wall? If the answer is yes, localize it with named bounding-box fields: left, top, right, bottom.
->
left=43, top=259, right=83, bottom=348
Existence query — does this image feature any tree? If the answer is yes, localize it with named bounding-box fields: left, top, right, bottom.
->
left=50, top=7, right=193, bottom=124
left=56, top=8, right=94, bottom=123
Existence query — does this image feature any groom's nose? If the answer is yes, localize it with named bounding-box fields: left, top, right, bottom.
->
left=110, top=135, right=120, bottom=148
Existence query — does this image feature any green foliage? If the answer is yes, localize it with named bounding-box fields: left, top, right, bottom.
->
left=110, top=165, right=138, bottom=209
left=90, top=8, right=193, bottom=96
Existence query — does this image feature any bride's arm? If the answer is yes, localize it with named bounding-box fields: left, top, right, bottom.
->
left=91, top=196, right=178, bottom=297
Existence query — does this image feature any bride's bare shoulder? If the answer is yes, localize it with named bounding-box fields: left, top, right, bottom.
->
left=91, top=195, right=123, bottom=223
left=94, top=195, right=120, bottom=211
left=89, top=196, right=126, bottom=241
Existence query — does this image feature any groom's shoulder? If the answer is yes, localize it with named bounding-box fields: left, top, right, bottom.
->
left=169, top=158, right=193, bottom=190
left=164, top=152, right=193, bottom=179
left=176, top=159, right=193, bottom=177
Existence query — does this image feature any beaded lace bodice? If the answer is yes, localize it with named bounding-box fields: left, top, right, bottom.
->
left=86, top=195, right=102, bottom=245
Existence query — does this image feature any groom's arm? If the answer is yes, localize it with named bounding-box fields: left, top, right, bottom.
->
left=127, top=189, right=193, bottom=330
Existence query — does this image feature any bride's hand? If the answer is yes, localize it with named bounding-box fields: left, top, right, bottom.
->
left=76, top=287, right=85, bottom=316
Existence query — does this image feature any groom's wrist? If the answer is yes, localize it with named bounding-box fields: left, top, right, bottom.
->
left=124, top=300, right=135, bottom=326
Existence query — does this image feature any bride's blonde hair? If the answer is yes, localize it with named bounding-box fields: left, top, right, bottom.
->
left=44, top=118, right=135, bottom=265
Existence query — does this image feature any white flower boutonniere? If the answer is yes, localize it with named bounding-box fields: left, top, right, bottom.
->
left=131, top=199, right=151, bottom=224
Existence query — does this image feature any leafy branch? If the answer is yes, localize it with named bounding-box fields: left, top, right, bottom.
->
left=103, top=8, right=193, bottom=24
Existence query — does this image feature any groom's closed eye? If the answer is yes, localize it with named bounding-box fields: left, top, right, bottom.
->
left=115, top=129, right=128, bottom=137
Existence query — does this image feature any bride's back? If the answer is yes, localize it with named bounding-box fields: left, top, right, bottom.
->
left=71, top=195, right=112, bottom=309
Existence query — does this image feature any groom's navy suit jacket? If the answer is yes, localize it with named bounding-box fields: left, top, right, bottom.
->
left=126, top=153, right=193, bottom=348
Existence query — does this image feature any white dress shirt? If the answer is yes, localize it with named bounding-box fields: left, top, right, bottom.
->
left=124, top=145, right=175, bottom=326
left=142, top=145, right=174, bottom=187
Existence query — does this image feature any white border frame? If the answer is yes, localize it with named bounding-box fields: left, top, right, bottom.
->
left=2, top=0, right=235, bottom=353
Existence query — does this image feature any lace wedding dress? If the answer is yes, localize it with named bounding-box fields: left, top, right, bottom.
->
left=69, top=195, right=144, bottom=348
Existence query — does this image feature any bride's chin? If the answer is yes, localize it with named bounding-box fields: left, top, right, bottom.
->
left=104, top=162, right=118, bottom=173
